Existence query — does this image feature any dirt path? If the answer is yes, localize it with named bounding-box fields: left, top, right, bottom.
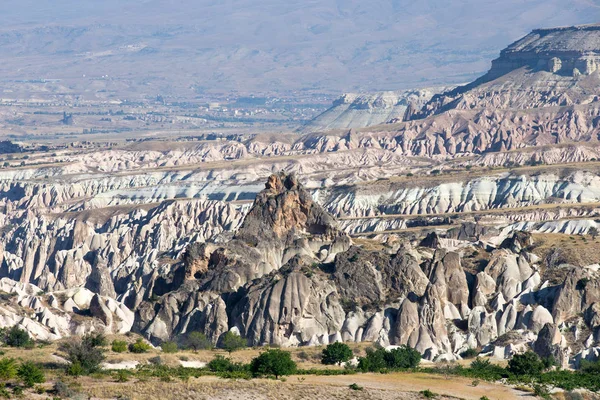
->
left=293, top=372, right=530, bottom=400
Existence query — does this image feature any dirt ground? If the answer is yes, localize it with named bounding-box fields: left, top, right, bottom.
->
left=80, top=371, right=530, bottom=400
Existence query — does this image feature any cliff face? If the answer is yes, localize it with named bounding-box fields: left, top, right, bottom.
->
left=493, top=25, right=600, bottom=78
left=416, top=24, right=600, bottom=118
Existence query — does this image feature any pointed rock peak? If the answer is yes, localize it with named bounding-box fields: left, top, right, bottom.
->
left=236, top=172, right=339, bottom=244
left=500, top=231, right=533, bottom=253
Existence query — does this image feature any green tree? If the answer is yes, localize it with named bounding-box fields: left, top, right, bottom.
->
left=321, top=342, right=353, bottom=365
left=221, top=331, right=246, bottom=353
left=357, top=347, right=387, bottom=372
left=507, top=351, right=544, bottom=376
left=0, top=358, right=17, bottom=380
left=250, top=349, right=296, bottom=379
left=184, top=331, right=212, bottom=352
left=4, top=326, right=33, bottom=348
left=17, top=362, right=45, bottom=387
left=383, top=346, right=421, bottom=369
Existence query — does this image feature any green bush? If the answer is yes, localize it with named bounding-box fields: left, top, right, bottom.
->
left=579, top=359, right=600, bottom=374
left=250, top=349, right=297, bottom=379
left=59, top=335, right=106, bottom=375
left=348, top=383, right=363, bottom=390
left=183, top=332, right=212, bottom=352
left=129, top=338, right=151, bottom=353
left=208, top=355, right=235, bottom=373
left=17, top=362, right=45, bottom=387
left=111, top=340, right=128, bottom=353
left=207, top=355, right=251, bottom=378
left=66, top=362, right=84, bottom=377
left=321, top=342, right=353, bottom=365
left=161, top=341, right=178, bottom=353
left=420, top=389, right=437, bottom=399
left=221, top=331, right=246, bottom=353
left=0, top=358, right=17, bottom=380
left=148, top=356, right=163, bottom=365
left=383, top=346, right=421, bottom=369
left=357, top=346, right=420, bottom=372
left=3, top=326, right=33, bottom=348
left=116, top=370, right=130, bottom=382
left=508, top=351, right=545, bottom=377
left=460, top=348, right=479, bottom=359
left=466, top=357, right=506, bottom=381
left=83, top=333, right=107, bottom=348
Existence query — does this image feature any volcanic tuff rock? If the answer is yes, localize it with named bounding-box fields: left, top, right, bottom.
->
left=0, top=278, right=133, bottom=340
left=134, top=177, right=600, bottom=364
left=0, top=168, right=599, bottom=365
left=300, top=87, right=449, bottom=133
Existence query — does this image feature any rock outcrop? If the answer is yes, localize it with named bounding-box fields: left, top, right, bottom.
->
left=300, top=87, right=449, bottom=133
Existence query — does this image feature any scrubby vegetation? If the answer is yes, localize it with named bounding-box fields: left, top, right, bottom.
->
left=424, top=353, right=600, bottom=392
left=183, top=331, right=212, bottom=351
left=161, top=341, right=178, bottom=353
left=59, top=333, right=106, bottom=375
left=0, top=330, right=598, bottom=398
left=17, top=361, right=45, bottom=387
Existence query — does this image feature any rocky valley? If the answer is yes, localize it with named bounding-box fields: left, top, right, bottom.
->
left=0, top=22, right=599, bottom=399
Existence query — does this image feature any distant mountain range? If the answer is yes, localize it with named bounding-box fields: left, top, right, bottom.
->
left=0, top=0, right=597, bottom=97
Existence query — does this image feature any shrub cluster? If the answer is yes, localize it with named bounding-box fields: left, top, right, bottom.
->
left=182, top=332, right=212, bottom=352
left=0, top=358, right=44, bottom=388
left=425, top=352, right=600, bottom=393
left=357, top=346, right=421, bottom=372
left=129, top=338, right=152, bottom=353
left=111, top=340, right=128, bottom=353
left=1, top=326, right=34, bottom=348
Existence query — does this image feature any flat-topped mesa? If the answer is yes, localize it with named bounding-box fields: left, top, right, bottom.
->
left=413, top=24, right=600, bottom=119
left=235, top=172, right=339, bottom=245
left=489, top=24, right=600, bottom=79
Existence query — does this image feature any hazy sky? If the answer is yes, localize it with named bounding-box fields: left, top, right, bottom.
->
left=0, top=0, right=597, bottom=94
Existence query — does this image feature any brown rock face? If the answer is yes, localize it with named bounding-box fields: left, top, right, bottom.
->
left=236, top=173, right=338, bottom=245
left=183, top=243, right=210, bottom=280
